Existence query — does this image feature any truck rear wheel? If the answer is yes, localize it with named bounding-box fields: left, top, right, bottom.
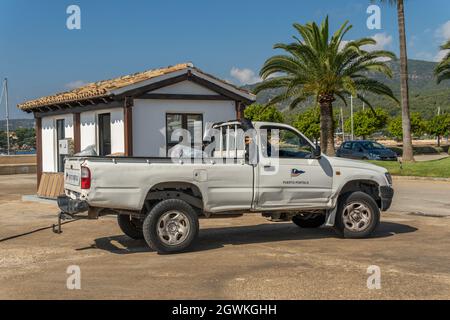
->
left=117, top=214, right=144, bottom=240
left=292, top=214, right=325, bottom=228
left=142, top=199, right=199, bottom=254
left=334, top=191, right=380, bottom=238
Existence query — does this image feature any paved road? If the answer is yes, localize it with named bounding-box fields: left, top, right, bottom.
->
left=0, top=174, right=449, bottom=299
left=391, top=178, right=450, bottom=217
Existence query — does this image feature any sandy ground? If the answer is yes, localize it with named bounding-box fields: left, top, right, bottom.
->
left=0, top=174, right=450, bottom=300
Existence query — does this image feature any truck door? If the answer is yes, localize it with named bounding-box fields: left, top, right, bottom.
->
left=255, top=125, right=333, bottom=210
left=201, top=123, right=255, bottom=213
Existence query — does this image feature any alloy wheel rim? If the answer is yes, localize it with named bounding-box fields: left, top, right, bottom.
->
left=157, top=210, right=191, bottom=246
left=342, top=202, right=372, bottom=232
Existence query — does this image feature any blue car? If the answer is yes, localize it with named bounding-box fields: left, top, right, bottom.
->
left=336, top=140, right=398, bottom=161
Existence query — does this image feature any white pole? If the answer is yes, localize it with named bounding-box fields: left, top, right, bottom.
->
left=5, top=78, right=10, bottom=155
left=438, top=106, right=441, bottom=116
left=350, top=95, right=354, bottom=140
left=340, top=107, right=345, bottom=142
left=362, top=93, right=365, bottom=111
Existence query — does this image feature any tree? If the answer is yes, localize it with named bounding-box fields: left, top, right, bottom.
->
left=375, top=0, right=414, bottom=161
left=435, top=40, right=450, bottom=84
left=427, top=114, right=450, bottom=147
left=243, top=103, right=284, bottom=123
left=388, top=112, right=425, bottom=140
left=292, top=108, right=321, bottom=143
left=254, top=16, right=397, bottom=156
left=15, top=128, right=36, bottom=149
left=0, top=131, right=6, bottom=150
left=344, top=108, right=388, bottom=139
left=292, top=107, right=339, bottom=143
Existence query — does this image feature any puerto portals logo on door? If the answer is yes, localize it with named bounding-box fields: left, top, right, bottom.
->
left=291, top=169, right=305, bottom=177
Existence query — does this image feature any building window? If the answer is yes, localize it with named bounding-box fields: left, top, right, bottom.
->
left=166, top=113, right=203, bottom=156
left=56, top=119, right=65, bottom=172
left=98, top=113, right=111, bottom=156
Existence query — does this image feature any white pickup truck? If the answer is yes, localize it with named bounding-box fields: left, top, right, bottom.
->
left=58, top=119, right=394, bottom=253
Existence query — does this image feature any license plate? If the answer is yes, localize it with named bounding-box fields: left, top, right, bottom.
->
left=65, top=169, right=80, bottom=186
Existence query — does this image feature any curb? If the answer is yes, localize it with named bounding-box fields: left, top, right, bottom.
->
left=392, top=175, right=450, bottom=182
left=21, top=195, right=57, bottom=205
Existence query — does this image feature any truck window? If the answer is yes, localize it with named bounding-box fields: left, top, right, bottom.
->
left=261, top=127, right=314, bottom=159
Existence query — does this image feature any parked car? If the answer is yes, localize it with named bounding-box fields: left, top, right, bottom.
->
left=58, top=120, right=394, bottom=254
left=336, top=140, right=398, bottom=161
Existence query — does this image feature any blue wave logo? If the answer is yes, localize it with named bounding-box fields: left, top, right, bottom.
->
left=291, top=169, right=305, bottom=177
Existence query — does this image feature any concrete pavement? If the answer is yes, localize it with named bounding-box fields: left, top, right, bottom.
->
left=0, top=174, right=449, bottom=300
left=390, top=179, right=450, bottom=217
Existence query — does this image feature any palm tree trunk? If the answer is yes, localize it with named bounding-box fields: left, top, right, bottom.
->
left=319, top=95, right=335, bottom=156
left=397, top=0, right=414, bottom=161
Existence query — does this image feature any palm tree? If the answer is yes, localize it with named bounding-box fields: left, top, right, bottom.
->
left=254, top=16, right=398, bottom=156
left=376, top=0, right=414, bottom=161
left=435, top=40, right=450, bottom=83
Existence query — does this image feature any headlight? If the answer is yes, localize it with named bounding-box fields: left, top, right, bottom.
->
left=385, top=172, right=392, bottom=185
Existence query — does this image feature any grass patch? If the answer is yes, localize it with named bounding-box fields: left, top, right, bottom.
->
left=368, top=157, right=450, bottom=178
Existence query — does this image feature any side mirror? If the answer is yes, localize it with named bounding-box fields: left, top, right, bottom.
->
left=313, top=145, right=322, bottom=159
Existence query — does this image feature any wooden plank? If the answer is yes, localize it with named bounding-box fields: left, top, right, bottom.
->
left=37, top=173, right=64, bottom=198
left=46, top=174, right=56, bottom=197
left=124, top=97, right=133, bottom=156
left=50, top=175, right=59, bottom=198
left=56, top=174, right=64, bottom=196
left=136, top=93, right=231, bottom=100
left=73, top=113, right=81, bottom=153
left=33, top=99, right=123, bottom=118
left=37, top=173, right=48, bottom=196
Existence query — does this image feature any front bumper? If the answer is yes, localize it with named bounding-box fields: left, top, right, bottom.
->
left=57, top=195, right=89, bottom=215
left=380, top=186, right=394, bottom=211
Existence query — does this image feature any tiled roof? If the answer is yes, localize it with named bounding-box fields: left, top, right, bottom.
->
left=17, top=63, right=205, bottom=111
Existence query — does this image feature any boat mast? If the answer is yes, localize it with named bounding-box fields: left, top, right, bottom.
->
left=4, top=78, right=10, bottom=155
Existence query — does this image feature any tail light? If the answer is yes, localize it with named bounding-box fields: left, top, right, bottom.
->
left=81, top=166, right=91, bottom=189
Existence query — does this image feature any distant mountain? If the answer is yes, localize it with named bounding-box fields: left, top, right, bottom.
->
left=0, top=119, right=35, bottom=131
left=243, top=59, right=450, bottom=119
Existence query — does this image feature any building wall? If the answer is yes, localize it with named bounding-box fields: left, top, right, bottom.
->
left=41, top=114, right=74, bottom=172
left=133, top=80, right=236, bottom=157
left=80, top=108, right=125, bottom=154
left=133, top=99, right=236, bottom=157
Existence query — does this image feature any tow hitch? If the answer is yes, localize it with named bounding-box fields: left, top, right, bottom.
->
left=52, top=212, right=74, bottom=234
left=53, top=195, right=90, bottom=234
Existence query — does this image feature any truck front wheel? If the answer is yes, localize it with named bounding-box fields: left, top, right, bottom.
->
left=117, top=214, right=144, bottom=240
left=334, top=191, right=380, bottom=238
left=142, top=199, right=199, bottom=254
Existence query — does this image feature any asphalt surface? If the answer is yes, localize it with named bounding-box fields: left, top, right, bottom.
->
left=0, top=174, right=450, bottom=299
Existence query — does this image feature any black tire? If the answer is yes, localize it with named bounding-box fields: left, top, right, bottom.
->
left=142, top=199, right=199, bottom=254
left=117, top=214, right=144, bottom=240
left=334, top=191, right=380, bottom=239
left=292, top=214, right=326, bottom=228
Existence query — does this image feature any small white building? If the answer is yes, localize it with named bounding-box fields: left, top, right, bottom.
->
left=17, top=63, right=255, bottom=195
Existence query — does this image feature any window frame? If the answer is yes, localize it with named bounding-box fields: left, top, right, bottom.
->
left=165, top=113, right=204, bottom=156
left=98, top=112, right=112, bottom=156
left=259, top=125, right=316, bottom=160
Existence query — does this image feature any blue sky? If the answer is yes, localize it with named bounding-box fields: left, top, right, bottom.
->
left=1, top=0, right=450, bottom=119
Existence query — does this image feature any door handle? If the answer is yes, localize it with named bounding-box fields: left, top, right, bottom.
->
left=263, top=161, right=272, bottom=168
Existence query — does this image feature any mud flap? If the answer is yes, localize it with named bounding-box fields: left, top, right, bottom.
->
left=325, top=206, right=338, bottom=227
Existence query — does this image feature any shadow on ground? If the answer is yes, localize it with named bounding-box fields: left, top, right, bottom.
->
left=77, top=221, right=418, bottom=255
